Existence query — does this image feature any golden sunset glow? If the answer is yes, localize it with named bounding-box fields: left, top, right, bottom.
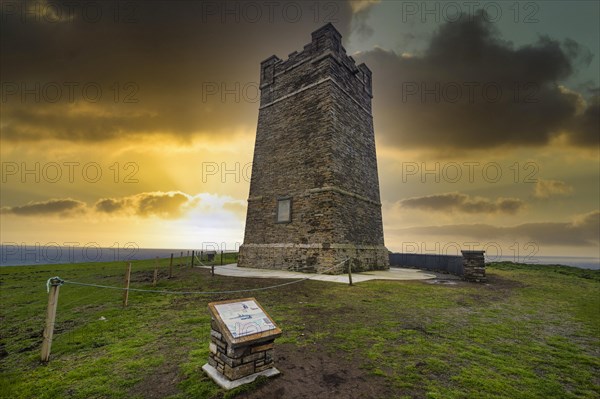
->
left=1, top=0, right=598, bottom=263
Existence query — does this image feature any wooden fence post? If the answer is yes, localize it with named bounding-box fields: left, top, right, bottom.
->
left=169, top=253, right=173, bottom=279
left=153, top=257, right=159, bottom=287
left=41, top=278, right=62, bottom=362
left=191, top=250, right=195, bottom=268
left=123, top=262, right=132, bottom=307
left=220, top=250, right=224, bottom=265
left=180, top=251, right=183, bottom=267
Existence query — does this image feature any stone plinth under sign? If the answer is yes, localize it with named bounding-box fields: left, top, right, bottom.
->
left=203, top=298, right=282, bottom=390
left=462, top=250, right=486, bottom=282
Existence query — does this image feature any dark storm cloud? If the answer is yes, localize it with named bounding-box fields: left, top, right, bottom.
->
left=2, top=191, right=196, bottom=218
left=567, top=94, right=600, bottom=146
left=136, top=192, right=190, bottom=218
left=95, top=192, right=194, bottom=219
left=0, top=0, right=354, bottom=142
left=1, top=198, right=85, bottom=216
left=0, top=106, right=162, bottom=142
left=394, top=211, right=599, bottom=247
left=350, top=0, right=378, bottom=40
left=400, top=192, right=524, bottom=214
left=356, top=11, right=599, bottom=149
left=95, top=198, right=126, bottom=213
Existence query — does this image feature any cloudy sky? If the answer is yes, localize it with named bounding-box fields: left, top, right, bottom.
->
left=1, top=0, right=598, bottom=261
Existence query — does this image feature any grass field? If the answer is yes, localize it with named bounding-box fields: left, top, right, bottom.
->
left=1, top=258, right=599, bottom=398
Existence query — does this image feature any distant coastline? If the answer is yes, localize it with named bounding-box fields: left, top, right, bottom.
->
left=0, top=245, right=237, bottom=268
left=0, top=245, right=598, bottom=270
left=490, top=255, right=599, bottom=270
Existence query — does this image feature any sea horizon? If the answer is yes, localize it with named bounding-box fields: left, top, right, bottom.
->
left=0, top=245, right=238, bottom=268
left=0, top=245, right=598, bottom=270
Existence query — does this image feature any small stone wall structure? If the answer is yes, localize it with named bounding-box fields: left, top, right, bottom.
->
left=203, top=298, right=282, bottom=390
left=461, top=250, right=486, bottom=282
left=207, top=318, right=276, bottom=381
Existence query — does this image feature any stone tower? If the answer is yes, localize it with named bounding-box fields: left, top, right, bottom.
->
left=238, top=23, right=389, bottom=273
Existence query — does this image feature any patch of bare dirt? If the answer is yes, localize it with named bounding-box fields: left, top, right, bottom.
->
left=234, top=343, right=394, bottom=399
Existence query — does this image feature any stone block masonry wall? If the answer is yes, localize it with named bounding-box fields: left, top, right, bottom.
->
left=240, top=243, right=389, bottom=273
left=207, top=319, right=275, bottom=381
left=462, top=250, right=486, bottom=282
left=239, top=23, right=388, bottom=273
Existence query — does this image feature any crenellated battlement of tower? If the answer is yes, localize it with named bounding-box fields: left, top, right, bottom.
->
left=259, top=23, right=372, bottom=111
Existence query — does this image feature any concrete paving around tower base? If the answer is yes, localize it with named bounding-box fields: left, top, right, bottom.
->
left=196, top=263, right=437, bottom=284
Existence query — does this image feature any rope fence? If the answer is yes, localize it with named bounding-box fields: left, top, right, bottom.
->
left=52, top=257, right=348, bottom=295
left=40, top=257, right=352, bottom=362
